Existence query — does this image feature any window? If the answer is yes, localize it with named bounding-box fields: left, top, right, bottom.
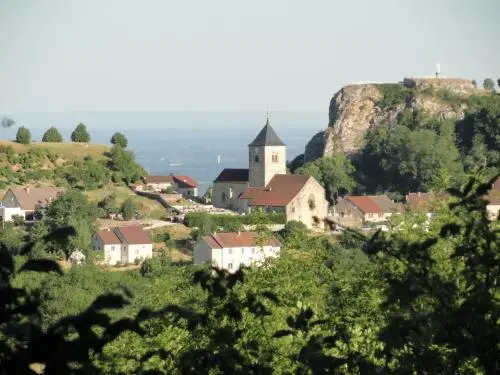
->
left=378, top=212, right=383, bottom=218
left=241, top=248, right=244, bottom=255
left=368, top=213, right=373, bottom=218
left=228, top=262, right=233, bottom=270
left=254, top=155, right=260, bottom=163
left=228, top=248, right=232, bottom=255
left=136, top=249, right=139, bottom=255
left=272, top=153, right=279, bottom=163
left=222, top=192, right=227, bottom=202
left=251, top=248, right=255, bottom=254
left=111, top=246, right=115, bottom=251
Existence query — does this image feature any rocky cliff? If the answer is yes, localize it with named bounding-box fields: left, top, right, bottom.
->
left=304, top=77, right=482, bottom=163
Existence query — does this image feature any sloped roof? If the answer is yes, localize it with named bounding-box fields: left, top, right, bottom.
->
left=7, top=187, right=65, bottom=211
left=248, top=119, right=286, bottom=147
left=346, top=196, right=391, bottom=214
left=370, top=195, right=397, bottom=212
left=406, top=192, right=450, bottom=211
left=143, top=175, right=174, bottom=184
left=96, top=230, right=121, bottom=245
left=240, top=174, right=311, bottom=206
left=214, top=168, right=249, bottom=183
left=173, top=175, right=197, bottom=188
left=115, top=226, right=152, bottom=245
left=202, top=232, right=281, bottom=249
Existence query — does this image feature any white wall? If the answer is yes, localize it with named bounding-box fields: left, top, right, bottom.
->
left=0, top=206, right=24, bottom=222
left=176, top=187, right=198, bottom=198
left=126, top=244, right=153, bottom=264
left=487, top=204, right=500, bottom=220
left=92, top=234, right=122, bottom=265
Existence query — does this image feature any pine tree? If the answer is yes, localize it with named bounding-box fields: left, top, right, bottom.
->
left=16, top=127, right=31, bottom=144
left=42, top=127, right=63, bottom=142
left=71, top=123, right=91, bottom=143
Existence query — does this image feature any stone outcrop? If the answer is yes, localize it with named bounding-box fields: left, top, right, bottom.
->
left=304, top=77, right=482, bottom=163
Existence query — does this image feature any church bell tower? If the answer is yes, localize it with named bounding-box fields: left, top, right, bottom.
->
left=248, top=118, right=286, bottom=188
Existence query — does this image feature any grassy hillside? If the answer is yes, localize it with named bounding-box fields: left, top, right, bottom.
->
left=0, top=140, right=110, bottom=162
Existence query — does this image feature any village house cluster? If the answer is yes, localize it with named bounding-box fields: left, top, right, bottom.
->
left=1, top=120, right=499, bottom=272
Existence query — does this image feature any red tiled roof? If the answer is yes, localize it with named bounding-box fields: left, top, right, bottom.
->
left=346, top=196, right=384, bottom=214
left=115, top=226, right=152, bottom=245
left=202, top=235, right=222, bottom=249
left=173, top=175, right=197, bottom=188
left=492, top=177, right=500, bottom=191
left=97, top=230, right=121, bottom=245
left=143, top=175, right=175, bottom=184
left=203, top=232, right=281, bottom=248
left=240, top=174, right=311, bottom=207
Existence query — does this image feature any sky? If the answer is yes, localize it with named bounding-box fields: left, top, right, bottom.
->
left=0, top=0, right=498, bottom=113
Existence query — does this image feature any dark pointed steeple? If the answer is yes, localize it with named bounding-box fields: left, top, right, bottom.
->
left=248, top=117, right=286, bottom=147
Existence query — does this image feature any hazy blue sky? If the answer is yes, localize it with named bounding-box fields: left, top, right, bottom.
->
left=0, top=0, right=498, bottom=112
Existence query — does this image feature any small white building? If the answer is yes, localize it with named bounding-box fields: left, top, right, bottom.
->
left=193, top=231, right=281, bottom=273
left=0, top=187, right=65, bottom=222
left=93, top=226, right=153, bottom=265
left=142, top=174, right=198, bottom=197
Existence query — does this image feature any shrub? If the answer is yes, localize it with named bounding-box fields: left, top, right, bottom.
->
left=110, top=132, right=128, bottom=148
left=71, top=123, right=90, bottom=143
left=375, top=83, right=413, bottom=109
left=16, top=127, right=31, bottom=144
left=42, top=127, right=63, bottom=142
left=184, top=211, right=286, bottom=229
left=121, top=198, right=136, bottom=221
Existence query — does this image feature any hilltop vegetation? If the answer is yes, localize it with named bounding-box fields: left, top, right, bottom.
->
left=299, top=79, right=500, bottom=197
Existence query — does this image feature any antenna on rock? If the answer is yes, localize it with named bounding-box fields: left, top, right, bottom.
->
left=435, top=63, right=441, bottom=78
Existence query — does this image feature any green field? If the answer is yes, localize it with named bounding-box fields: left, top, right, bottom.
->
left=0, top=140, right=110, bottom=162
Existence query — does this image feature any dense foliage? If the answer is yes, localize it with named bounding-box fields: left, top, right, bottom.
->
left=110, top=132, right=128, bottom=148
left=15, top=126, right=31, bottom=144
left=71, top=123, right=91, bottom=143
left=296, top=90, right=500, bottom=196
left=1, top=177, right=498, bottom=374
left=296, top=154, right=355, bottom=202
left=109, top=145, right=144, bottom=184
left=42, top=127, right=63, bottom=142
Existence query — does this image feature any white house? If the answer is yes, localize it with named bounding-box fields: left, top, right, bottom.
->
left=142, top=174, right=198, bottom=197
left=93, top=226, right=153, bottom=265
left=193, top=231, right=281, bottom=273
left=0, top=187, right=65, bottom=222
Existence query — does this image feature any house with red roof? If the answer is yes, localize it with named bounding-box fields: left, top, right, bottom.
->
left=212, top=119, right=328, bottom=229
left=194, top=231, right=281, bottom=273
left=333, top=195, right=399, bottom=226
left=92, top=226, right=153, bottom=265
left=142, top=174, right=198, bottom=197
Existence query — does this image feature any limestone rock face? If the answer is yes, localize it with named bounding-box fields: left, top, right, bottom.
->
left=304, top=77, right=481, bottom=163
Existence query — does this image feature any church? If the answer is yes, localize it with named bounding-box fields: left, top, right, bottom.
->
left=212, top=119, right=328, bottom=229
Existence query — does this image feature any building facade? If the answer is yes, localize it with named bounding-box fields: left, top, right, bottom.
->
left=0, top=187, right=65, bottom=222
left=93, top=226, right=153, bottom=265
left=212, top=119, right=328, bottom=229
left=193, top=231, right=281, bottom=273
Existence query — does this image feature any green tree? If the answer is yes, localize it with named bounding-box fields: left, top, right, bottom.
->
left=110, top=145, right=143, bottom=183
left=287, top=153, right=304, bottom=173
left=71, top=123, right=91, bottom=143
left=110, top=132, right=128, bottom=148
left=296, top=154, right=355, bottom=202
left=121, top=198, right=136, bottom=221
left=46, top=189, right=98, bottom=226
left=15, top=126, right=31, bottom=144
left=42, top=127, right=63, bottom=142
left=483, top=78, right=495, bottom=91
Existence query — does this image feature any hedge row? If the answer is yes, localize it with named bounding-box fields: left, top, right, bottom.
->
left=184, top=211, right=286, bottom=228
